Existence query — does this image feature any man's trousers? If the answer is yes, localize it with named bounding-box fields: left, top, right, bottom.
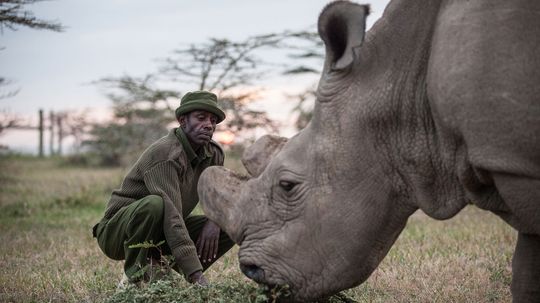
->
left=93, top=195, right=235, bottom=280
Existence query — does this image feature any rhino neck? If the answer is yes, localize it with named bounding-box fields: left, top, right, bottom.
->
left=360, top=0, right=468, bottom=220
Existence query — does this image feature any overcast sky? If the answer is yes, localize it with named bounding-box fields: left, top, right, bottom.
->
left=1, top=0, right=390, bottom=152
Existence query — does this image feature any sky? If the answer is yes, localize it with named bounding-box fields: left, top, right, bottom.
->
left=0, top=0, right=390, bottom=153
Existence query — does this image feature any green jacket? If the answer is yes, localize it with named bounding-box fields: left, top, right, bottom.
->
left=102, top=128, right=224, bottom=276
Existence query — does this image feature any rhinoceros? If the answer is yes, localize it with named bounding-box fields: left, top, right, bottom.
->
left=198, top=0, right=540, bottom=301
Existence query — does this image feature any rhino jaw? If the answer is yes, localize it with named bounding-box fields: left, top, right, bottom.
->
left=198, top=166, right=247, bottom=244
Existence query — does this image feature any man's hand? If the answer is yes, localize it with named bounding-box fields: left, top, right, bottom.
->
left=196, top=220, right=220, bottom=264
left=188, top=270, right=208, bottom=286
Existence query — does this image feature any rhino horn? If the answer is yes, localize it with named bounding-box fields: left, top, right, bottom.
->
left=318, top=1, right=370, bottom=70
left=198, top=166, right=247, bottom=243
left=241, top=135, right=288, bottom=177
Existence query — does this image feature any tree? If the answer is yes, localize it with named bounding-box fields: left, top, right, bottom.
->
left=160, top=29, right=322, bottom=135
left=86, top=29, right=324, bottom=165
left=161, top=36, right=280, bottom=135
left=0, top=0, right=64, bottom=32
left=279, top=29, right=324, bottom=131
left=84, top=75, right=180, bottom=165
left=1, top=0, right=64, bottom=136
left=0, top=108, right=20, bottom=135
left=288, top=87, right=317, bottom=130
left=53, top=110, right=91, bottom=154
left=0, top=76, right=21, bottom=135
left=0, top=77, right=19, bottom=99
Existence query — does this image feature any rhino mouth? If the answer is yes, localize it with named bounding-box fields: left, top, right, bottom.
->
left=239, top=263, right=266, bottom=284
left=239, top=262, right=295, bottom=301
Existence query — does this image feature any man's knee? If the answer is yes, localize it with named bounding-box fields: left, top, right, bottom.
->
left=136, top=195, right=164, bottom=222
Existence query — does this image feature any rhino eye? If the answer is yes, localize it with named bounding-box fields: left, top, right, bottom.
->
left=279, top=180, right=297, bottom=192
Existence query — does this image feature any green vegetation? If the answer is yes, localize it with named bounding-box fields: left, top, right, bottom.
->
left=0, top=155, right=515, bottom=302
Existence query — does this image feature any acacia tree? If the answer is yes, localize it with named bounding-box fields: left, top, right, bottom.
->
left=160, top=29, right=323, bottom=135
left=0, top=78, right=20, bottom=135
left=287, top=87, right=317, bottom=130
left=85, top=29, right=323, bottom=165
left=1, top=0, right=64, bottom=90
left=0, top=0, right=64, bottom=32
left=84, top=75, right=181, bottom=165
left=280, top=29, right=324, bottom=131
left=161, top=36, right=281, bottom=135
left=1, top=0, right=64, bottom=134
left=0, top=108, right=20, bottom=135
left=0, top=77, right=19, bottom=99
left=52, top=110, right=91, bottom=155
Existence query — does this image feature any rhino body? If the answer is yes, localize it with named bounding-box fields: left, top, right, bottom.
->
left=199, top=0, right=540, bottom=301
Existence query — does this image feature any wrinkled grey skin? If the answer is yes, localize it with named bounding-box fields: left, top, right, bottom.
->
left=199, top=0, right=540, bottom=301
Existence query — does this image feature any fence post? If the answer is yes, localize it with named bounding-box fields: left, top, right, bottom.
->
left=57, top=114, right=63, bottom=156
left=49, top=111, right=55, bottom=156
left=38, top=109, right=44, bottom=157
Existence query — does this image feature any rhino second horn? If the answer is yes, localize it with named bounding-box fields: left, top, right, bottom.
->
left=241, top=135, right=288, bottom=177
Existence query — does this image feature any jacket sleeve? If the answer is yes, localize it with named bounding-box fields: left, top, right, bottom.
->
left=143, top=160, right=202, bottom=277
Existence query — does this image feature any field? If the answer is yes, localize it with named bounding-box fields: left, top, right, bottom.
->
left=0, top=155, right=515, bottom=302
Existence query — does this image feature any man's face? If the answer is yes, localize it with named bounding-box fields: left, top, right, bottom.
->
left=180, top=110, right=218, bottom=148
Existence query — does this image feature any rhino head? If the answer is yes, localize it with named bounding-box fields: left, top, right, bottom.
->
left=199, top=130, right=415, bottom=300
left=197, top=2, right=421, bottom=300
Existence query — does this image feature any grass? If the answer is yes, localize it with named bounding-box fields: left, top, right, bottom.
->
left=0, top=155, right=516, bottom=302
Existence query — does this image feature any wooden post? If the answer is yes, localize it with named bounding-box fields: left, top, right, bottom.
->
left=38, top=109, right=44, bottom=157
left=57, top=114, right=63, bottom=156
left=49, top=111, right=55, bottom=156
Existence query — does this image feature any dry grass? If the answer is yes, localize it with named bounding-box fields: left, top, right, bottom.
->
left=349, top=209, right=515, bottom=302
left=0, top=155, right=516, bottom=302
left=0, top=156, right=126, bottom=302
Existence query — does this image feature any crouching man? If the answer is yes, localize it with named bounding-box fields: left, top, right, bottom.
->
left=92, top=91, right=234, bottom=286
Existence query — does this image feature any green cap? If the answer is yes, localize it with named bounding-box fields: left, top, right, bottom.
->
left=175, top=91, right=226, bottom=123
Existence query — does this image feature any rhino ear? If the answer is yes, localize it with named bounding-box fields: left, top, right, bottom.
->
left=241, top=135, right=288, bottom=177
left=318, top=1, right=370, bottom=70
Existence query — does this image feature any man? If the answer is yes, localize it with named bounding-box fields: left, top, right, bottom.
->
left=92, top=90, right=234, bottom=286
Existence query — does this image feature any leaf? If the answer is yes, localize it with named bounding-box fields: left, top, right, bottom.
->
left=129, top=240, right=165, bottom=249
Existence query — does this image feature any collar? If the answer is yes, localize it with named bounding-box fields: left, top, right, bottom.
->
left=175, top=128, right=212, bottom=166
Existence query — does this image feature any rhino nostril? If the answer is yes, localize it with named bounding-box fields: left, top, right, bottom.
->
left=240, top=263, right=265, bottom=283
